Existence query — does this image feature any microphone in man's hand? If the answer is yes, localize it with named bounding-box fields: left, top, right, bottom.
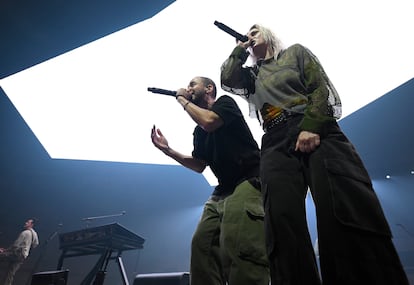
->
left=147, top=87, right=177, bottom=97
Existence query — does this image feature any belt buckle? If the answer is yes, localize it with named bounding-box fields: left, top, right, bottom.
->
left=265, top=111, right=287, bottom=133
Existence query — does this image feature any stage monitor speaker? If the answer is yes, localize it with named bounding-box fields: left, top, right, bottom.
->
left=31, top=269, right=69, bottom=285
left=134, top=272, right=189, bottom=285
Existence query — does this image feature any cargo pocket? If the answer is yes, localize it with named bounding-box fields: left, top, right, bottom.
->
left=325, top=159, right=391, bottom=236
left=238, top=196, right=269, bottom=266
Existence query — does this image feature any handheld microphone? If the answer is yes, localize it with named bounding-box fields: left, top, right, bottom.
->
left=147, top=87, right=177, bottom=97
left=214, top=21, right=248, bottom=42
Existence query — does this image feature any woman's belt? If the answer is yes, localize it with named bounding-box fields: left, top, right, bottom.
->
left=263, top=110, right=299, bottom=133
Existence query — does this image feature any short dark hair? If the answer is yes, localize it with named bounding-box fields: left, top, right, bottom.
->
left=28, top=217, right=38, bottom=225
left=199, top=77, right=217, bottom=98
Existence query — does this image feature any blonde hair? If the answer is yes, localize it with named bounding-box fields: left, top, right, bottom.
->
left=249, top=24, right=284, bottom=59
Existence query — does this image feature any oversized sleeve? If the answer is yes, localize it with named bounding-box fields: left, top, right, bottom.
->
left=220, top=46, right=255, bottom=100
left=298, top=45, right=342, bottom=137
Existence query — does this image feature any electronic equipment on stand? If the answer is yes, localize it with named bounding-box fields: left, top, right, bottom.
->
left=57, top=223, right=145, bottom=285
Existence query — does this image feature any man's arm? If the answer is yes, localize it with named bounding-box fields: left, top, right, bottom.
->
left=31, top=231, right=39, bottom=248
left=151, top=126, right=207, bottom=173
left=175, top=92, right=223, bottom=133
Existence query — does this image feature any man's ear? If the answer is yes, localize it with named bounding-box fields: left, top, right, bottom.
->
left=205, top=84, right=213, bottom=95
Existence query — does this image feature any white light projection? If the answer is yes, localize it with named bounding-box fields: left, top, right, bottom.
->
left=1, top=0, right=413, bottom=186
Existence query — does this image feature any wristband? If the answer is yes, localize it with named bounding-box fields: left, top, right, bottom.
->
left=183, top=101, right=190, bottom=110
